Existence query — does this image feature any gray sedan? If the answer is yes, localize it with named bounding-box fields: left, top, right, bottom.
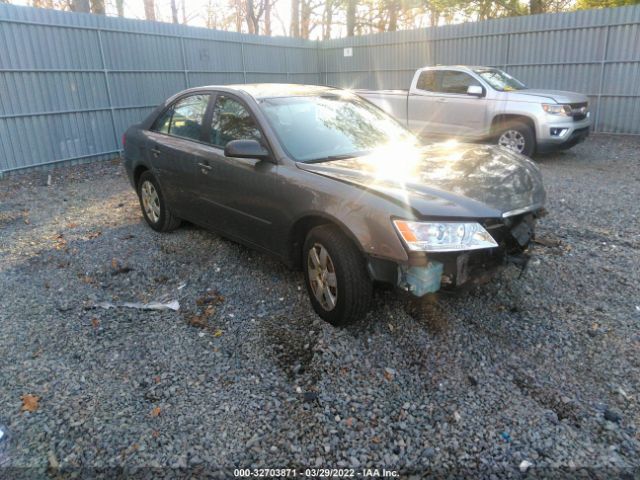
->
left=123, top=84, right=546, bottom=325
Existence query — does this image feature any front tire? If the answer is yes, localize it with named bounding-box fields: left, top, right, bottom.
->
left=137, top=171, right=181, bottom=232
left=496, top=121, right=535, bottom=157
left=303, top=225, right=372, bottom=326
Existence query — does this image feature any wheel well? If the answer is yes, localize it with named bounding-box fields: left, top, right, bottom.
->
left=133, top=165, right=149, bottom=188
left=289, top=215, right=360, bottom=270
left=491, top=114, right=536, bottom=139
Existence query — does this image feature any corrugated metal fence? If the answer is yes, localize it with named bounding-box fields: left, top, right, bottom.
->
left=322, top=5, right=640, bottom=136
left=1, top=4, right=639, bottom=174
left=0, top=4, right=320, bottom=174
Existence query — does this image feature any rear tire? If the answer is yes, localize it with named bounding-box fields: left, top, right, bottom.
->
left=303, top=225, right=372, bottom=326
left=495, top=121, right=535, bottom=157
left=137, top=171, right=181, bottom=232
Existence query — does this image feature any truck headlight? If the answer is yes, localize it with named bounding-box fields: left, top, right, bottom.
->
left=393, top=220, right=498, bottom=252
left=542, top=103, right=572, bottom=116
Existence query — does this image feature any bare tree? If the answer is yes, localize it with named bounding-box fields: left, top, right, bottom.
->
left=171, top=0, right=179, bottom=22
left=90, top=0, right=104, bottom=14
left=264, top=0, right=272, bottom=35
left=70, top=0, right=90, bottom=12
left=291, top=0, right=300, bottom=37
left=143, top=0, right=156, bottom=21
left=346, top=0, right=356, bottom=36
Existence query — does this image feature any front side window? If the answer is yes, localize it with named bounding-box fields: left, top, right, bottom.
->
left=437, top=71, right=481, bottom=94
left=151, top=94, right=210, bottom=141
left=474, top=68, right=527, bottom=92
left=210, top=95, right=262, bottom=147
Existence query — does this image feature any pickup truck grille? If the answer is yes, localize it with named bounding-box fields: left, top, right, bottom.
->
left=570, top=102, right=588, bottom=121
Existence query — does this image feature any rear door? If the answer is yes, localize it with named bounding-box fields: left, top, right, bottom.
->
left=145, top=93, right=213, bottom=217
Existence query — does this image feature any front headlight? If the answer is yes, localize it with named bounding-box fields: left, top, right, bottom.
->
left=542, top=103, right=572, bottom=116
left=393, top=220, right=498, bottom=252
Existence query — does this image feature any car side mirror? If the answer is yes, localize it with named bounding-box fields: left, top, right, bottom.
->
left=224, top=139, right=271, bottom=161
left=467, top=85, right=484, bottom=97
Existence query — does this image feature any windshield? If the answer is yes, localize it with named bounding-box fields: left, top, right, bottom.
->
left=258, top=93, right=416, bottom=163
left=474, top=68, right=527, bottom=92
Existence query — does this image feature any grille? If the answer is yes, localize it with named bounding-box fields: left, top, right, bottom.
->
left=570, top=102, right=588, bottom=121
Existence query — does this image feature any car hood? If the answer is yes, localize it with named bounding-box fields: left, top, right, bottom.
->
left=509, top=89, right=589, bottom=104
left=297, top=143, right=546, bottom=219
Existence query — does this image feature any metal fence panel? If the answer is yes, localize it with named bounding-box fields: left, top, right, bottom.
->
left=1, top=3, right=639, bottom=174
left=0, top=3, right=320, bottom=173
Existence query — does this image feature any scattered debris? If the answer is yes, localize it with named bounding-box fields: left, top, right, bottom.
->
left=383, top=367, right=396, bottom=381
left=21, top=394, right=39, bottom=413
left=303, top=392, right=318, bottom=403
left=519, top=460, right=533, bottom=473
left=150, top=407, right=161, bottom=417
left=93, top=300, right=180, bottom=312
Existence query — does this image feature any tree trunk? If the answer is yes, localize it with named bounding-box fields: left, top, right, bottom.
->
left=116, top=0, right=124, bottom=16
left=323, top=0, right=333, bottom=40
left=264, top=0, right=272, bottom=36
left=170, top=0, right=178, bottom=23
left=70, top=0, right=90, bottom=13
left=529, top=0, right=544, bottom=14
left=346, top=0, right=356, bottom=36
left=245, top=0, right=258, bottom=34
left=290, top=0, right=300, bottom=37
left=300, top=0, right=311, bottom=38
left=388, top=0, right=398, bottom=31
left=143, top=0, right=155, bottom=21
left=90, top=0, right=105, bottom=14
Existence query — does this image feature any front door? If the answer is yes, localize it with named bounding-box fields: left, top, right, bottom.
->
left=408, top=70, right=488, bottom=139
left=194, top=93, right=284, bottom=253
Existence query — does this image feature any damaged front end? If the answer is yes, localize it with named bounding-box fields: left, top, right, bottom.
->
left=371, top=210, right=544, bottom=296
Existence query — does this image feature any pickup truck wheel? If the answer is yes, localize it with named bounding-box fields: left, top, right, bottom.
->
left=303, top=225, right=372, bottom=326
left=496, top=122, right=535, bottom=157
left=137, top=171, right=181, bottom=232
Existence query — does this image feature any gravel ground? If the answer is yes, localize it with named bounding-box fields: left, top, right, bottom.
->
left=0, top=135, right=639, bottom=478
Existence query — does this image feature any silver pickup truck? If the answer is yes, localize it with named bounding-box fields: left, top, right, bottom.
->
left=358, top=65, right=591, bottom=156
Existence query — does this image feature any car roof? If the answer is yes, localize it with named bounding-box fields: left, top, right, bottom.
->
left=188, top=83, right=342, bottom=99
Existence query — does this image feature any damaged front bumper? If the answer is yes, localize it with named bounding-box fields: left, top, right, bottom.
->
left=368, top=211, right=540, bottom=296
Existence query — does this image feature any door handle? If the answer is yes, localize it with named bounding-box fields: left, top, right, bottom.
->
left=150, top=147, right=161, bottom=157
left=198, top=162, right=212, bottom=173
left=437, top=98, right=447, bottom=103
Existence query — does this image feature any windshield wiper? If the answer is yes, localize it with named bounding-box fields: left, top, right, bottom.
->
left=304, top=151, right=369, bottom=164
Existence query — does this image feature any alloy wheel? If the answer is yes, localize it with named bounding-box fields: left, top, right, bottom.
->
left=498, top=130, right=526, bottom=153
left=141, top=180, right=161, bottom=223
left=307, top=243, right=338, bottom=311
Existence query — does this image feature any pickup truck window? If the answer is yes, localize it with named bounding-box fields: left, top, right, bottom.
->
left=259, top=94, right=414, bottom=163
left=415, top=70, right=480, bottom=95
left=473, top=68, right=527, bottom=92
left=438, top=71, right=481, bottom=94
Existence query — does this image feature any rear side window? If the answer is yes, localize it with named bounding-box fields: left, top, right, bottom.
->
left=151, top=94, right=210, bottom=141
left=416, top=71, right=437, bottom=91
left=209, top=95, right=262, bottom=147
left=437, top=71, right=480, bottom=94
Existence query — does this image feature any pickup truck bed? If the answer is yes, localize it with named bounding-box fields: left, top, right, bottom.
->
left=356, top=89, right=408, bottom=126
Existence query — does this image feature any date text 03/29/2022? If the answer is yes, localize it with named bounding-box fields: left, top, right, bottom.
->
left=234, top=468, right=399, bottom=478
